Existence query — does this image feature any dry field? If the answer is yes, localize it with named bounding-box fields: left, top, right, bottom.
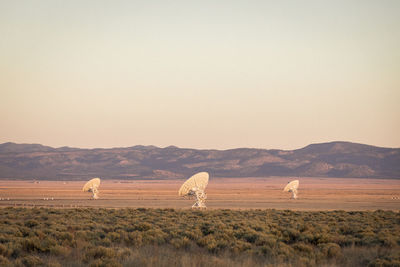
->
left=0, top=177, right=399, bottom=210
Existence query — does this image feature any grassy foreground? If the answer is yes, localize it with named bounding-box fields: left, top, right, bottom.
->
left=0, top=208, right=399, bottom=267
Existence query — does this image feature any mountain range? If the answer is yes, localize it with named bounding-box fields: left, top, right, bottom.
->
left=0, top=141, right=399, bottom=180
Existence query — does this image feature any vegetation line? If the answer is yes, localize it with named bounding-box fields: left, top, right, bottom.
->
left=0, top=208, right=399, bottom=266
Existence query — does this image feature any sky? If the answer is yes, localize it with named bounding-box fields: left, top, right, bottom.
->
left=0, top=0, right=399, bottom=150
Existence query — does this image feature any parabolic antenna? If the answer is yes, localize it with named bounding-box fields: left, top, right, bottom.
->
left=83, top=178, right=101, bottom=200
left=283, top=179, right=299, bottom=199
left=178, top=172, right=209, bottom=209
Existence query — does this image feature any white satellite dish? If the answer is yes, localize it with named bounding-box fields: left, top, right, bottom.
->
left=179, top=172, right=209, bottom=209
left=283, top=179, right=299, bottom=199
left=83, top=178, right=101, bottom=199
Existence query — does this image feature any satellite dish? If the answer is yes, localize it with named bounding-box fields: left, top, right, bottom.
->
left=83, top=178, right=101, bottom=199
left=283, top=179, right=299, bottom=199
left=179, top=172, right=209, bottom=209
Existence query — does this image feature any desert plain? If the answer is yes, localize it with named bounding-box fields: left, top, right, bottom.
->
left=0, top=177, right=399, bottom=210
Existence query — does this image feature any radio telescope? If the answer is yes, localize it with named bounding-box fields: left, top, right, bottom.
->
left=83, top=178, right=101, bottom=199
left=283, top=180, right=299, bottom=199
left=179, top=172, right=209, bottom=209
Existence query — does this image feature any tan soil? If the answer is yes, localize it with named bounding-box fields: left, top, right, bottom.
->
left=0, top=177, right=399, bottom=210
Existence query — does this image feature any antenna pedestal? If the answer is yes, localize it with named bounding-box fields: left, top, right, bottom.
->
left=290, top=189, right=298, bottom=199
left=90, top=186, right=99, bottom=200
left=191, top=189, right=207, bottom=209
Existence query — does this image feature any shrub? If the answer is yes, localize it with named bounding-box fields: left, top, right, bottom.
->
left=255, top=234, right=277, bottom=247
left=20, top=255, right=43, bottom=266
left=259, top=245, right=275, bottom=257
left=50, top=245, right=70, bottom=257
left=107, top=232, right=120, bottom=242
left=89, top=258, right=122, bottom=267
left=171, top=237, right=191, bottom=249
left=0, top=255, right=10, bottom=266
left=320, top=242, right=342, bottom=259
left=46, top=259, right=62, bottom=267
left=142, top=229, right=167, bottom=245
left=293, top=243, right=314, bottom=255
left=0, top=243, right=6, bottom=256
left=25, top=220, right=39, bottom=228
left=277, top=242, right=294, bottom=258
left=21, top=237, right=41, bottom=253
left=126, top=231, right=143, bottom=247
left=232, top=240, right=252, bottom=253
left=243, top=231, right=259, bottom=244
left=1, top=208, right=399, bottom=267
left=368, top=258, right=400, bottom=267
left=83, top=246, right=117, bottom=263
left=116, top=247, right=131, bottom=260
left=135, top=223, right=152, bottom=231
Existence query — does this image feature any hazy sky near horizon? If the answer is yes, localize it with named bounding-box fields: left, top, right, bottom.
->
left=1, top=0, right=399, bottom=150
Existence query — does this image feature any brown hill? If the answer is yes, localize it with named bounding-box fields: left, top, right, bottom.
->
left=0, top=141, right=399, bottom=180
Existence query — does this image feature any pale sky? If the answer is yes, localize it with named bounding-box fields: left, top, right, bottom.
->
left=0, top=0, right=399, bottom=150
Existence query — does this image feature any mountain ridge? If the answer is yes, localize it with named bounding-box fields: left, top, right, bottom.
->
left=0, top=141, right=399, bottom=179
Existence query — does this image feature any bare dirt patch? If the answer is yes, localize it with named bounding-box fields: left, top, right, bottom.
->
left=0, top=177, right=399, bottom=210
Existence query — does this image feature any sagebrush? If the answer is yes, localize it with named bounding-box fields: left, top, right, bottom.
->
left=0, top=208, right=399, bottom=266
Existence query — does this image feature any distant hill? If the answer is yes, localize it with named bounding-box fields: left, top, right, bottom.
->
left=0, top=141, right=399, bottom=180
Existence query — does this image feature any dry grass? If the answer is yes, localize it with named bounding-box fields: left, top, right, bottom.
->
left=0, top=177, right=399, bottom=210
left=0, top=208, right=400, bottom=266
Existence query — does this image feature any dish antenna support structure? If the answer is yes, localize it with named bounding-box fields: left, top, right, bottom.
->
left=83, top=178, right=101, bottom=199
left=283, top=180, right=299, bottom=199
left=179, top=172, right=209, bottom=209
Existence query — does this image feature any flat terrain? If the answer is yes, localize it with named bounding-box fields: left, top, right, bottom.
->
left=0, top=177, right=399, bottom=210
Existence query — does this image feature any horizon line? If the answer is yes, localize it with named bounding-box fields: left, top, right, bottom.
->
left=1, top=140, right=398, bottom=151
